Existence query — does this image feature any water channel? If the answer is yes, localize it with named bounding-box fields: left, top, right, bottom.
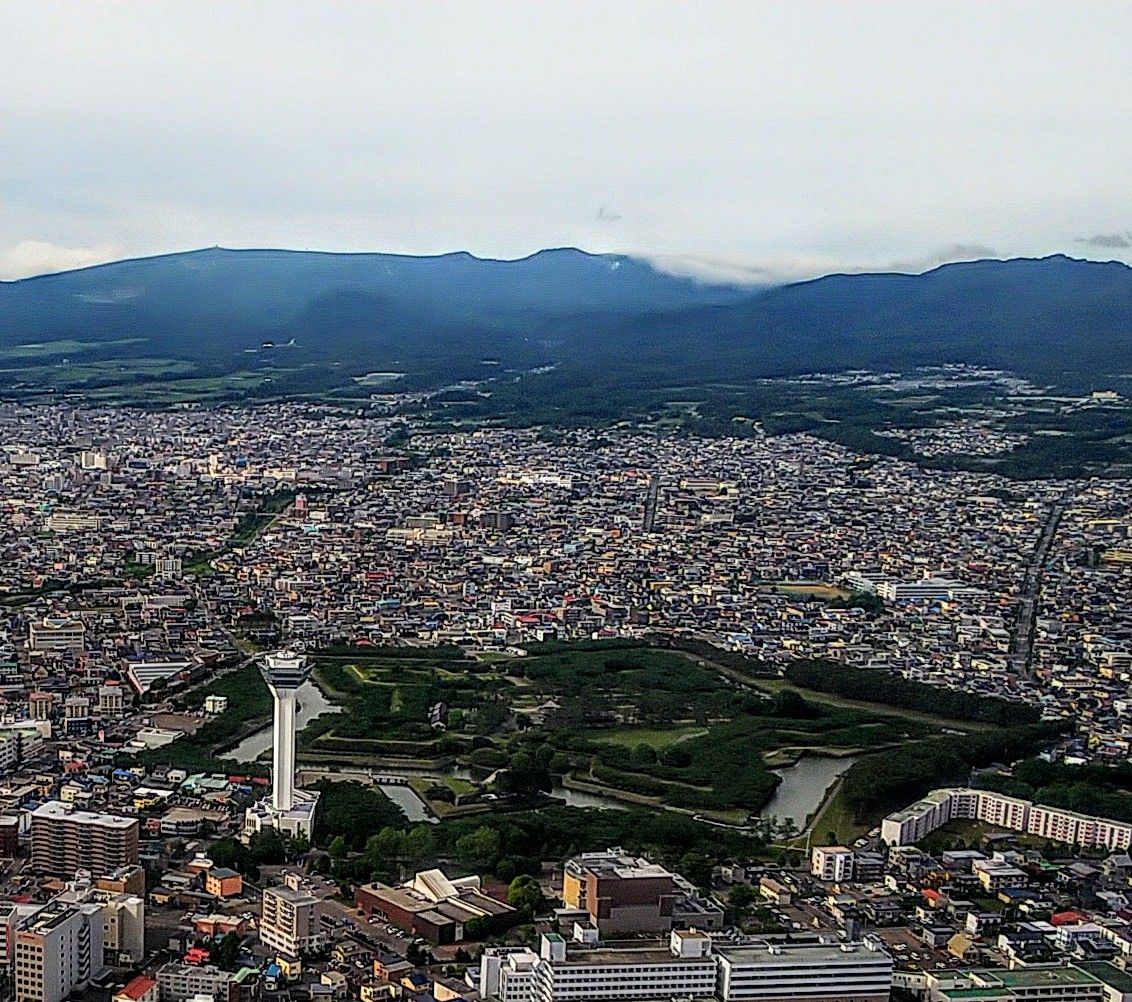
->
left=760, top=753, right=859, bottom=828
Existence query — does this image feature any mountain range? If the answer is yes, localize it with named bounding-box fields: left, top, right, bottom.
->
left=1, top=247, right=1129, bottom=397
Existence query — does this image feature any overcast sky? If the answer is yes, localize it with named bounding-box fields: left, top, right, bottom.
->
left=2, top=1, right=1131, bottom=282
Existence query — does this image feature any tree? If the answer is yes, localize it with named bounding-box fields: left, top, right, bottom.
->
left=328, top=835, right=348, bottom=859
left=462, top=916, right=490, bottom=940
left=630, top=744, right=658, bottom=767
left=402, top=826, right=436, bottom=864
left=455, top=826, right=501, bottom=869
left=678, top=851, right=713, bottom=890
left=215, top=931, right=241, bottom=971
left=249, top=827, right=286, bottom=865
left=729, top=883, right=758, bottom=916
left=365, top=827, right=405, bottom=863
left=507, top=875, right=544, bottom=919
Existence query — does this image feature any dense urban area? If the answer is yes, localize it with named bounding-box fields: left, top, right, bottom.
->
left=1, top=375, right=1131, bottom=1002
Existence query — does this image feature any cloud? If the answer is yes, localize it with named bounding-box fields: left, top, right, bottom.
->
left=1078, top=232, right=1131, bottom=249
left=0, top=240, right=123, bottom=281
left=649, top=244, right=999, bottom=285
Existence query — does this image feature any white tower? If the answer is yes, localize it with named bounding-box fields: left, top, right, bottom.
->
left=243, top=650, right=320, bottom=841
left=264, top=650, right=307, bottom=812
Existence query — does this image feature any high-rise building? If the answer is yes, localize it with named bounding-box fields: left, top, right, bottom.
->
left=13, top=899, right=106, bottom=1002
left=260, top=872, right=326, bottom=958
left=243, top=651, right=320, bottom=839
left=58, top=874, right=145, bottom=965
left=30, top=802, right=139, bottom=878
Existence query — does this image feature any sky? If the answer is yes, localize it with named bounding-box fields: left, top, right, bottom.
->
left=2, top=1, right=1131, bottom=283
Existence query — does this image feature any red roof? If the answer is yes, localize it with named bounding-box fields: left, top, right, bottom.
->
left=118, top=976, right=158, bottom=1000
left=1050, top=909, right=1088, bottom=926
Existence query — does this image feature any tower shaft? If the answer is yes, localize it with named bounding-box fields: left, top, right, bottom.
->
left=270, top=685, right=298, bottom=812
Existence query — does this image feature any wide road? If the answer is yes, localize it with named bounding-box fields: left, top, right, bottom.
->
left=1010, top=491, right=1071, bottom=677
left=642, top=474, right=661, bottom=532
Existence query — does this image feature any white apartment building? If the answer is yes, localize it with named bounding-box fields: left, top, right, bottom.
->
left=810, top=846, right=855, bottom=882
left=58, top=876, right=145, bottom=966
left=14, top=900, right=105, bottom=1002
left=882, top=788, right=1132, bottom=851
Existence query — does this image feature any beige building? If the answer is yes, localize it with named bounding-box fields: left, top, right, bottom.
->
left=30, top=802, right=139, bottom=879
left=260, top=872, right=326, bottom=957
left=28, top=618, right=85, bottom=653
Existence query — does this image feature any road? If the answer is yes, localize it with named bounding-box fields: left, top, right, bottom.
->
left=642, top=475, right=661, bottom=532
left=1010, top=491, right=1071, bottom=677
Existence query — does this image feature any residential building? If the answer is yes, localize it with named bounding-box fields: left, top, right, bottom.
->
left=882, top=788, right=1132, bottom=851
left=811, top=846, right=855, bottom=882
left=13, top=900, right=105, bottom=1002
left=30, top=801, right=139, bottom=878
left=260, top=872, right=326, bottom=957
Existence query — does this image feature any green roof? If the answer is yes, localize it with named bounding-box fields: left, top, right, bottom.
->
left=1077, top=962, right=1132, bottom=993
left=991, top=966, right=1101, bottom=987
left=938, top=989, right=1012, bottom=1000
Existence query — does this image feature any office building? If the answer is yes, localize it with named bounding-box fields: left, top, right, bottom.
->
left=356, top=868, right=516, bottom=945
left=480, top=929, right=718, bottom=1002
left=260, top=872, right=326, bottom=958
left=562, top=848, right=677, bottom=934
left=481, top=930, right=891, bottom=1002
left=715, top=936, right=893, bottom=1002
left=30, top=802, right=139, bottom=878
left=28, top=617, right=85, bottom=654
left=243, top=651, right=320, bottom=839
left=13, top=900, right=105, bottom=1002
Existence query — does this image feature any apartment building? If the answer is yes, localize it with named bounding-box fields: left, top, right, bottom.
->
left=13, top=900, right=105, bottom=1002
left=30, top=801, right=139, bottom=878
left=260, top=872, right=326, bottom=958
left=156, top=962, right=243, bottom=1002
left=58, top=877, right=145, bottom=966
left=810, top=846, right=855, bottom=882
left=882, top=788, right=1132, bottom=851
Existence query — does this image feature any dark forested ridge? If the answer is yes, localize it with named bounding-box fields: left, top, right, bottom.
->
left=784, top=660, right=1042, bottom=726
left=1, top=249, right=1131, bottom=398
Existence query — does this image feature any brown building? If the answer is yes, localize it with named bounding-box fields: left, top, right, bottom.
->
left=30, top=802, right=138, bottom=878
left=0, top=816, right=19, bottom=858
left=563, top=848, right=677, bottom=933
left=356, top=868, right=515, bottom=945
